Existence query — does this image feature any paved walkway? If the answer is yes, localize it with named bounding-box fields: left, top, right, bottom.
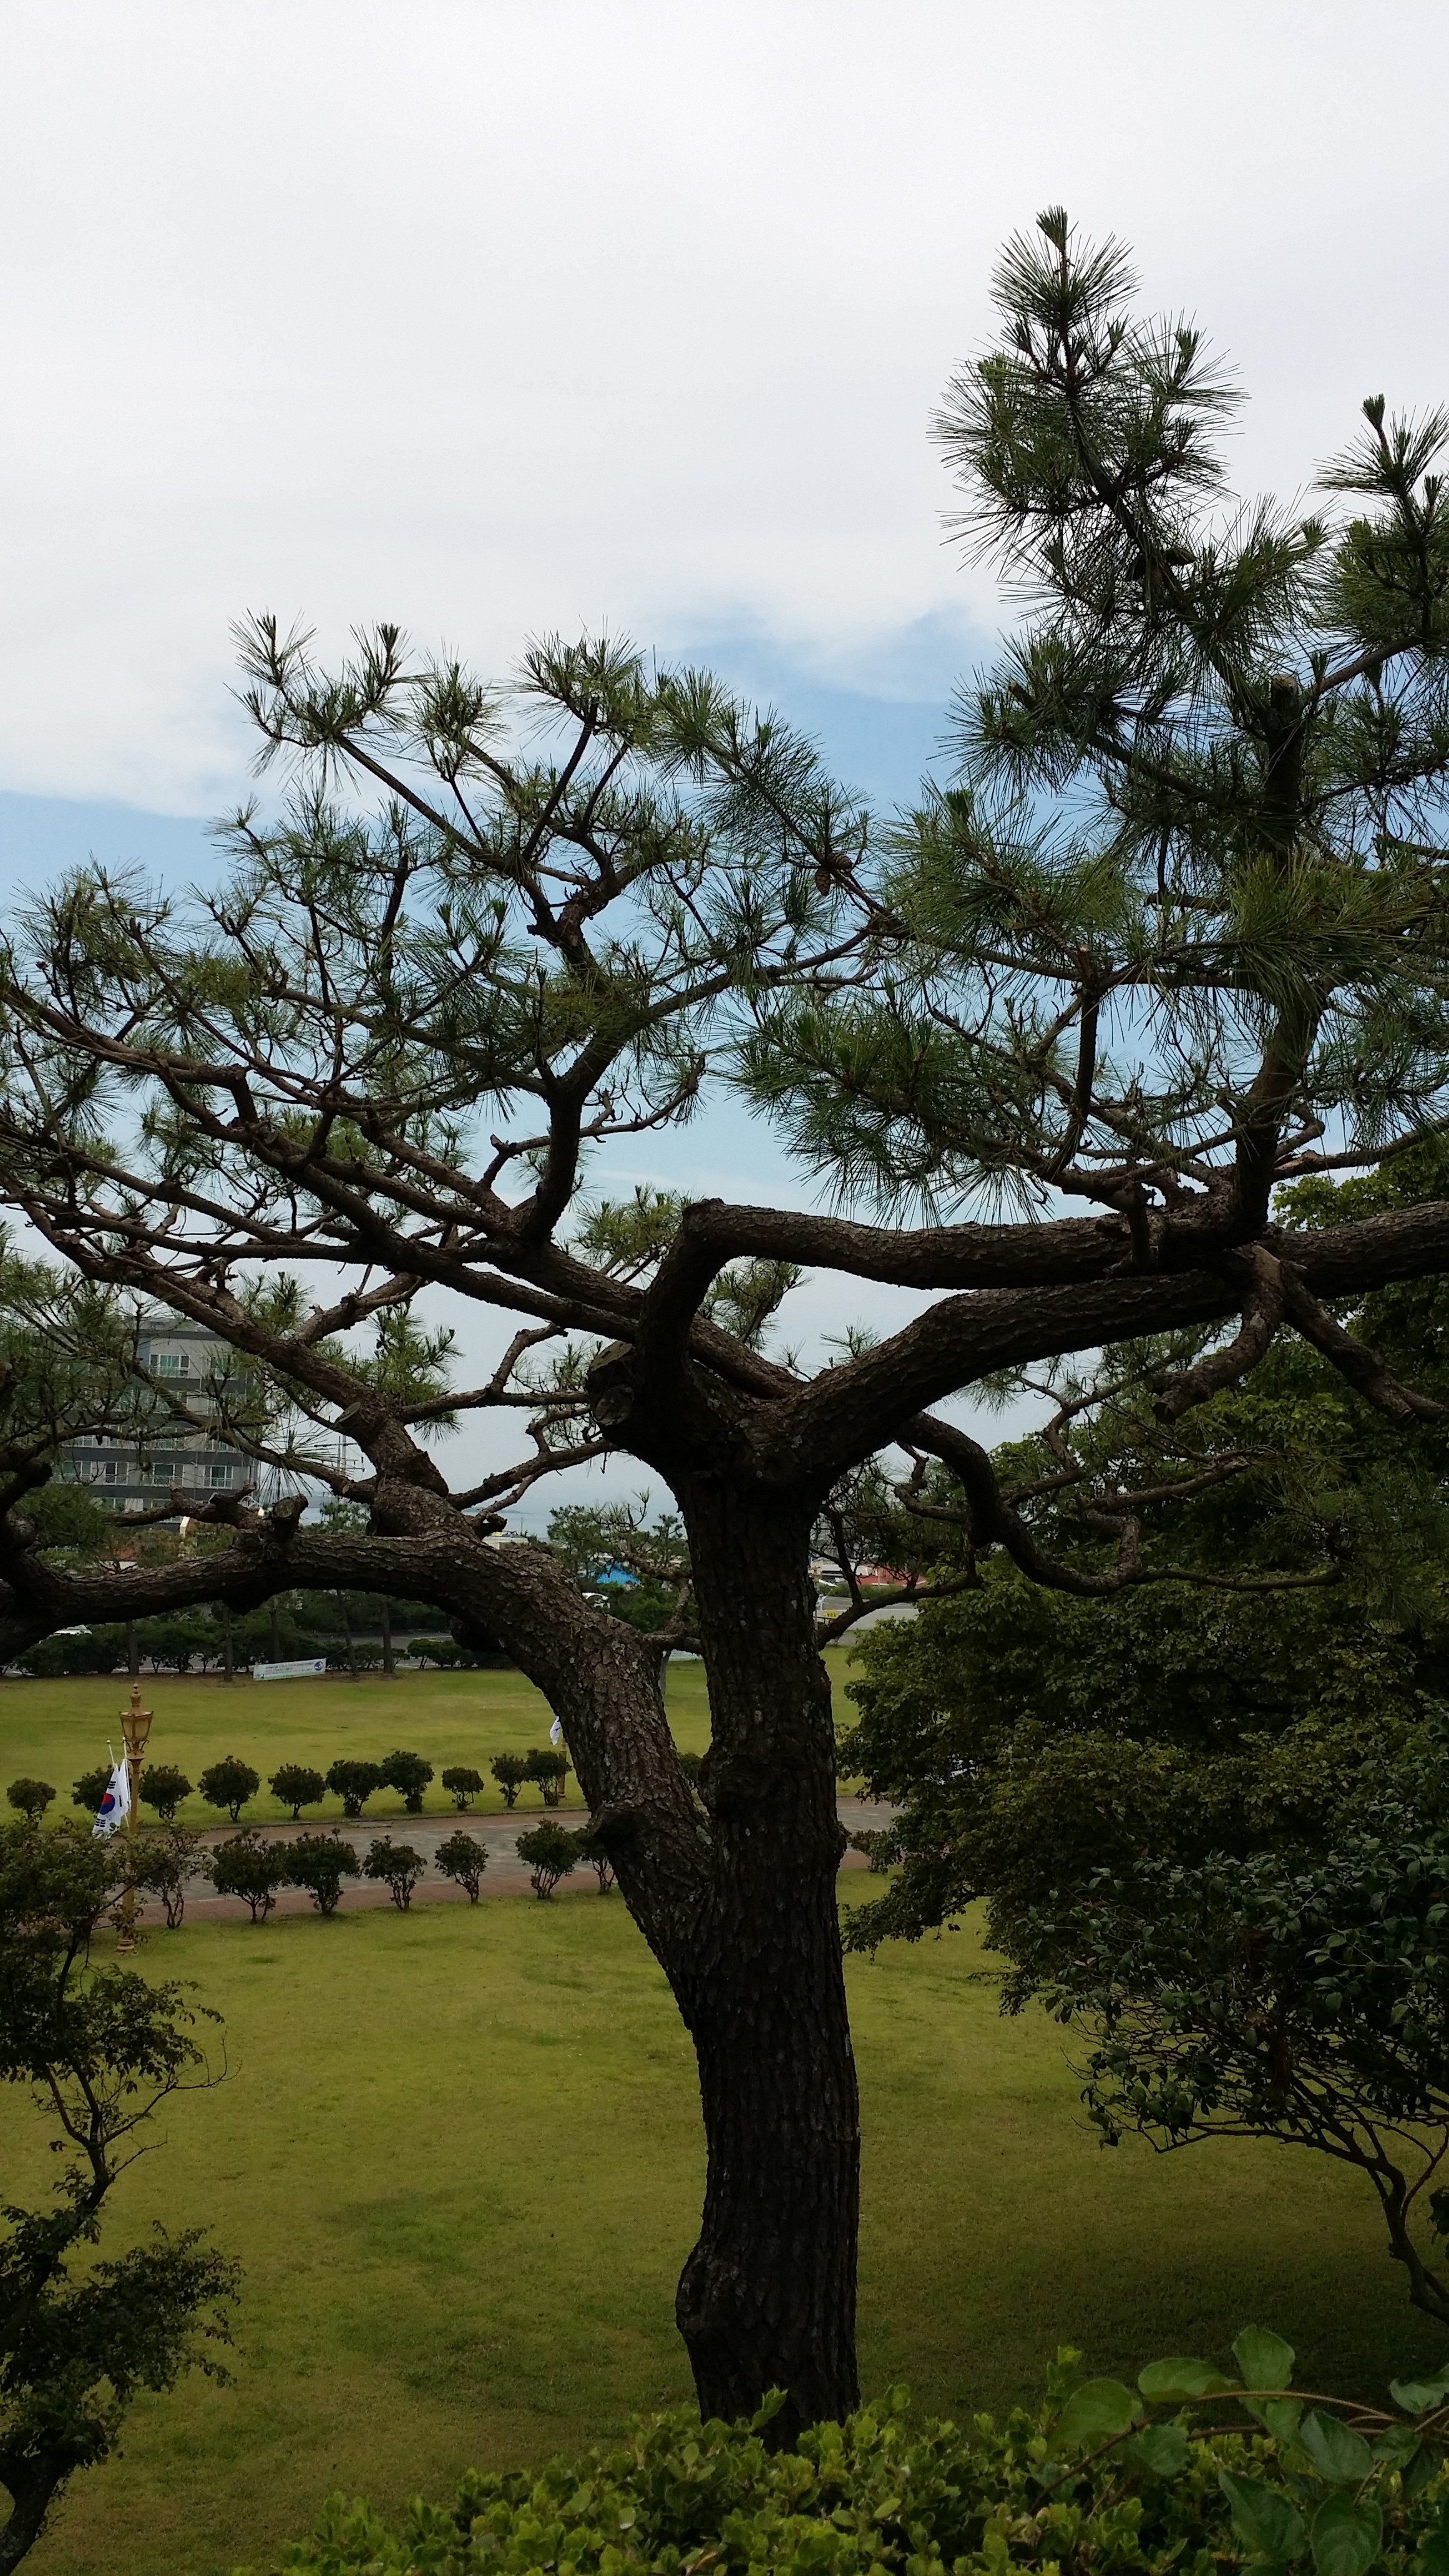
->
left=158, top=1797, right=895, bottom=1923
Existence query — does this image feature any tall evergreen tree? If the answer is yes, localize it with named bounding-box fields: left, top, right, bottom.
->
left=0, top=213, right=1448, bottom=2426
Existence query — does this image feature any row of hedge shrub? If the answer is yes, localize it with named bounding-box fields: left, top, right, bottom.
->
left=131, top=1816, right=613, bottom=1922
left=6, top=1745, right=575, bottom=1830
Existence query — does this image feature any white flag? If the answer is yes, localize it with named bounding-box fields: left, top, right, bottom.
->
left=92, top=1760, right=130, bottom=1838
left=549, top=1717, right=564, bottom=1748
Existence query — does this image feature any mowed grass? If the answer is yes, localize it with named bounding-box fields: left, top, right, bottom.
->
left=5, top=1888, right=1445, bottom=2576
left=0, top=1656, right=750, bottom=1827
left=4, top=1657, right=1445, bottom=2574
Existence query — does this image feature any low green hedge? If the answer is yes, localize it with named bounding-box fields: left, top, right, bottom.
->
left=233, top=2332, right=1449, bottom=2576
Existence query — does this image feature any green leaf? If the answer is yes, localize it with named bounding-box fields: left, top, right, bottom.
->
left=1218, top=2470, right=1307, bottom=2563
left=1298, top=2411, right=1373, bottom=2486
left=1391, top=2369, right=1449, bottom=2415
left=1127, top=2423, right=1191, bottom=2479
left=1236, top=2328, right=1297, bottom=2392
left=1403, top=2441, right=1440, bottom=2500
left=1370, top=2422, right=1421, bottom=2469
left=1054, top=2377, right=1139, bottom=2449
left=1420, top=2515, right=1449, bottom=2576
left=1140, top=2357, right=1237, bottom=2401
left=1310, top=2495, right=1382, bottom=2576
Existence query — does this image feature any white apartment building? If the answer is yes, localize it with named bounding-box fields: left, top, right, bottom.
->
left=59, top=1316, right=251, bottom=1516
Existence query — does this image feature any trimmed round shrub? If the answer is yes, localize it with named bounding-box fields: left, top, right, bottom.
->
left=287, top=1832, right=361, bottom=1916
left=270, top=1762, right=326, bottom=1820
left=515, top=1818, right=577, bottom=1898
left=435, top=1830, right=487, bottom=1901
left=572, top=1826, right=615, bottom=1893
left=490, top=1753, right=529, bottom=1810
left=379, top=1749, right=433, bottom=1814
left=324, top=1758, right=383, bottom=1819
left=198, top=1755, right=260, bottom=1823
left=72, top=1764, right=112, bottom=1818
left=363, top=1835, right=426, bottom=1909
left=134, top=1827, right=212, bottom=1928
left=6, top=1777, right=56, bottom=1825
left=524, top=1747, right=570, bottom=1807
left=441, top=1765, right=484, bottom=1812
left=139, top=1762, right=192, bottom=1823
left=211, top=1830, right=289, bottom=1923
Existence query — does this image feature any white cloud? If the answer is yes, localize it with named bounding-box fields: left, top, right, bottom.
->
left=1, top=0, right=1444, bottom=806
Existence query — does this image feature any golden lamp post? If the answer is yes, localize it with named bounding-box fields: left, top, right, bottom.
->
left=114, top=1682, right=153, bottom=1956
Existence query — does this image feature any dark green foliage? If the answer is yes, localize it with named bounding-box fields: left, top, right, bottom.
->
left=572, top=1827, right=616, bottom=1894
left=4, top=1780, right=53, bottom=1826
left=440, top=1767, right=484, bottom=1811
left=379, top=1749, right=434, bottom=1814
left=490, top=1754, right=529, bottom=1810
left=676, top=1750, right=705, bottom=1791
left=0, top=1816, right=235, bottom=2569
left=407, top=1634, right=509, bottom=1669
left=524, top=1748, right=569, bottom=1807
left=231, top=2332, right=1449, bottom=2576
left=69, top=1766, right=111, bottom=1819
left=363, top=1837, right=426, bottom=1910
left=547, top=1502, right=693, bottom=1635
left=198, top=1756, right=260, bottom=1825
left=210, top=1831, right=289, bottom=1925
left=515, top=1819, right=578, bottom=1898
left=433, top=1832, right=486, bottom=1902
left=268, top=1763, right=325, bottom=1820
left=285, top=1832, right=361, bottom=1918
left=134, top=1612, right=223, bottom=1674
left=17, top=1627, right=126, bottom=1680
left=324, top=1759, right=383, bottom=1819
left=1006, top=1769, right=1449, bottom=2326
left=842, top=1559, right=1428, bottom=1951
left=137, top=1762, right=192, bottom=1824
left=132, top=1827, right=210, bottom=1930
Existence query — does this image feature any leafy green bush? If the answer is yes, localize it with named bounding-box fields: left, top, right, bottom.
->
left=572, top=1826, right=615, bottom=1893
left=363, top=1836, right=425, bottom=1909
left=71, top=1765, right=111, bottom=1818
left=379, top=1749, right=433, bottom=1813
left=199, top=1757, right=260, bottom=1824
left=210, top=1832, right=290, bottom=1924
left=227, top=2330, right=1449, bottom=2576
left=286, top=1833, right=361, bottom=1917
left=139, top=1762, right=192, bottom=1823
left=17, top=1626, right=127, bottom=1678
left=324, top=1759, right=383, bottom=1819
left=515, top=1819, right=577, bottom=1898
left=134, top=1827, right=212, bottom=1928
left=524, top=1747, right=569, bottom=1807
left=441, top=1766, right=484, bottom=1811
left=434, top=1831, right=486, bottom=1901
left=490, top=1753, right=529, bottom=1810
left=270, top=1764, right=326, bottom=1820
left=5, top=1778, right=55, bottom=1825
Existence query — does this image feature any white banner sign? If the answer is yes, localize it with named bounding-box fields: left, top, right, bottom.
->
left=251, top=1657, right=328, bottom=1682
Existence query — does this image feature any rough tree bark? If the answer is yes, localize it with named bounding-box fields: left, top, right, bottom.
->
left=670, top=1481, right=858, bottom=2431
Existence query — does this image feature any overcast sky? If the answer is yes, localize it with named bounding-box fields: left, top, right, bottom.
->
left=4, top=0, right=1445, bottom=1515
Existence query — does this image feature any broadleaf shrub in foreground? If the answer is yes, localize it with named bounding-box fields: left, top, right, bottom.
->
left=227, top=2330, right=1449, bottom=2576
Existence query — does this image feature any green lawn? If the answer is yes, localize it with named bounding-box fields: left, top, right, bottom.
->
left=5, top=1885, right=1445, bottom=2576
left=0, top=1656, right=747, bottom=1827
left=5, top=1660, right=1446, bottom=2575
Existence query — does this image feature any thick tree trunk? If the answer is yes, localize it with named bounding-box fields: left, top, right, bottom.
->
left=671, top=1483, right=859, bottom=2437
left=0, top=2454, right=63, bottom=2574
